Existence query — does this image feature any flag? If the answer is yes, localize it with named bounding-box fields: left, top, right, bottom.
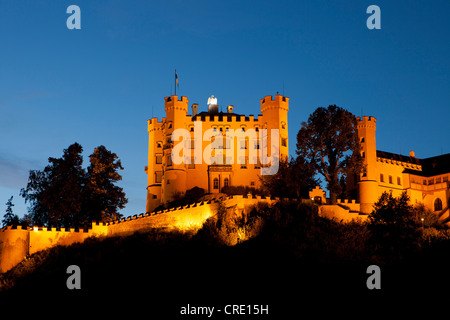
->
left=175, top=70, right=179, bottom=87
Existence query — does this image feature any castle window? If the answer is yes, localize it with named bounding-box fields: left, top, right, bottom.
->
left=423, top=179, right=427, bottom=185
left=281, top=122, right=286, bottom=130
left=240, top=156, right=247, bottom=169
left=240, top=139, right=247, bottom=150
left=389, top=176, right=393, bottom=184
left=444, top=176, right=448, bottom=182
left=397, top=177, right=401, bottom=185
left=168, top=122, right=173, bottom=129
left=157, top=141, right=163, bottom=148
left=380, top=174, right=384, bottom=182
left=213, top=178, right=219, bottom=189
left=360, top=137, right=365, bottom=143
left=281, top=138, right=287, bottom=147
left=155, top=172, right=162, bottom=183
left=224, top=178, right=229, bottom=188
left=436, top=177, right=441, bottom=183
left=250, top=181, right=255, bottom=186
left=255, top=126, right=259, bottom=132
left=189, top=126, right=194, bottom=132
left=166, top=154, right=172, bottom=167
left=434, top=198, right=443, bottom=211
left=428, top=179, right=434, bottom=185
left=225, top=138, right=232, bottom=149
left=155, top=154, right=162, bottom=164
left=361, top=152, right=365, bottom=158
left=254, top=158, right=261, bottom=169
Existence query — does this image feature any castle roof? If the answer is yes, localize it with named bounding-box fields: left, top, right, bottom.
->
left=377, top=150, right=450, bottom=177
left=192, top=111, right=253, bottom=122
left=414, top=153, right=450, bottom=177
left=376, top=150, right=421, bottom=165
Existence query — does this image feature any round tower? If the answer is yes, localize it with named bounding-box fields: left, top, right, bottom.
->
left=146, top=118, right=163, bottom=213
left=357, top=116, right=378, bottom=214
left=260, top=95, right=289, bottom=160
left=162, top=95, right=189, bottom=205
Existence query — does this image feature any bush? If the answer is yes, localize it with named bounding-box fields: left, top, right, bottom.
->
left=367, top=192, right=421, bottom=262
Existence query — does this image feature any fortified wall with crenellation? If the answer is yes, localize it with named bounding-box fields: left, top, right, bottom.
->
left=0, top=195, right=285, bottom=274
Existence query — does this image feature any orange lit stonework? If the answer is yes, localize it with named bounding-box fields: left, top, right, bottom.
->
left=145, top=95, right=289, bottom=213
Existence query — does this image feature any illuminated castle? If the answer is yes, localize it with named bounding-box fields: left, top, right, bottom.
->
left=349, top=116, right=450, bottom=217
left=145, top=94, right=289, bottom=213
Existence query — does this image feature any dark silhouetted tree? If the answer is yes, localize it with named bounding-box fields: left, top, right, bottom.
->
left=2, top=196, right=19, bottom=227
left=20, top=169, right=50, bottom=226
left=21, top=143, right=127, bottom=228
left=259, top=156, right=319, bottom=199
left=43, top=142, right=86, bottom=227
left=84, top=145, right=126, bottom=222
left=296, top=105, right=363, bottom=204
left=368, top=192, right=420, bottom=261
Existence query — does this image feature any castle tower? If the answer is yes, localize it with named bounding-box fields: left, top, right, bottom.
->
left=146, top=118, right=163, bottom=213
left=162, top=95, right=189, bottom=205
left=357, top=116, right=378, bottom=214
left=260, top=95, right=289, bottom=160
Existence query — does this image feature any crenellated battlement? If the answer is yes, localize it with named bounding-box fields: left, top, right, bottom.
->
left=260, top=95, right=289, bottom=113
left=191, top=113, right=261, bottom=124
left=164, top=95, right=189, bottom=103
left=356, top=116, right=377, bottom=129
left=336, top=199, right=357, bottom=205
left=148, top=118, right=164, bottom=126
left=0, top=194, right=300, bottom=273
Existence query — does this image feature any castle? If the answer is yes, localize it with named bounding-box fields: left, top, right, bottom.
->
left=349, top=116, right=450, bottom=217
left=145, top=94, right=289, bottom=212
left=2, top=99, right=449, bottom=274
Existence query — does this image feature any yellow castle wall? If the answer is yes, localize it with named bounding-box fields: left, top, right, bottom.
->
left=0, top=226, right=29, bottom=273
left=146, top=94, right=289, bottom=212
left=0, top=196, right=282, bottom=273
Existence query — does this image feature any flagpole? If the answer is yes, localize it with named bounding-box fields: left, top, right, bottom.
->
left=175, top=69, right=177, bottom=96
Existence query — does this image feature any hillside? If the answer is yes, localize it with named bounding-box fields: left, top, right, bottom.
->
left=1, top=202, right=450, bottom=316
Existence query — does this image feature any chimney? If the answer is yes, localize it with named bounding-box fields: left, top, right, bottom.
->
left=409, top=151, right=415, bottom=158
left=227, top=105, right=234, bottom=113
left=192, top=103, right=198, bottom=116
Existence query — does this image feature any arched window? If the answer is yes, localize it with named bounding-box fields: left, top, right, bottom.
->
left=434, top=198, right=443, bottom=211
left=224, top=178, right=229, bottom=188
left=213, top=178, right=219, bottom=189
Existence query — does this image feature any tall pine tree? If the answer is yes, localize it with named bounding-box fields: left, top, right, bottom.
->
left=85, top=145, right=126, bottom=223
left=2, top=196, right=19, bottom=227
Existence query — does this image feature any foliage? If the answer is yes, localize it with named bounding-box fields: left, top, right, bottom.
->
left=367, top=192, right=421, bottom=262
left=153, top=187, right=206, bottom=212
left=84, top=146, right=127, bottom=223
left=412, top=203, right=440, bottom=228
left=2, top=196, right=19, bottom=227
left=20, top=143, right=126, bottom=228
left=259, top=156, right=319, bottom=199
left=220, top=185, right=265, bottom=196
left=296, top=105, right=363, bottom=204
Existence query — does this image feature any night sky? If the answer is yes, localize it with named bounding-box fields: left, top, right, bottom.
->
left=1, top=0, right=449, bottom=219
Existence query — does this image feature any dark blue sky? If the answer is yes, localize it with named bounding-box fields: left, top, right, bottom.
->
left=1, top=0, right=449, bottom=218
